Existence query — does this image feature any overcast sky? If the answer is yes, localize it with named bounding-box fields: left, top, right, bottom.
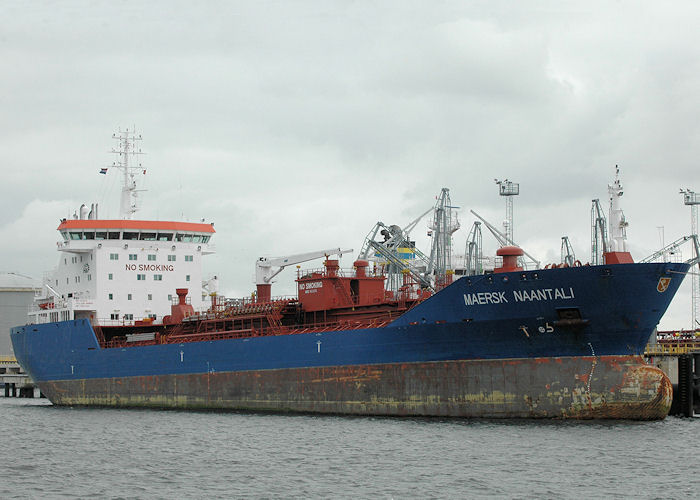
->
left=1, top=1, right=698, bottom=329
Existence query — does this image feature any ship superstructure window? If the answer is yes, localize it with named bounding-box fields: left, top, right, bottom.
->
left=110, top=253, right=118, bottom=260
left=137, top=274, right=146, bottom=281
left=202, top=236, right=210, bottom=243
left=129, top=254, right=137, bottom=261
left=108, top=273, right=113, bottom=280
left=168, top=294, right=172, bottom=301
left=168, top=255, right=176, bottom=262
left=154, top=275, right=163, bottom=281
left=87, top=274, right=91, bottom=281
left=124, top=314, right=133, bottom=320
left=148, top=294, right=152, bottom=300
left=128, top=294, right=132, bottom=300
left=148, top=254, right=156, bottom=261
left=186, top=275, right=190, bottom=281
left=109, top=293, right=113, bottom=300
left=185, top=255, right=193, bottom=262
left=110, top=313, right=119, bottom=320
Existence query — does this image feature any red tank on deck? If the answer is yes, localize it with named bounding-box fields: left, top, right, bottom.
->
left=494, top=246, right=524, bottom=273
left=297, top=259, right=386, bottom=312
left=162, top=288, right=195, bottom=325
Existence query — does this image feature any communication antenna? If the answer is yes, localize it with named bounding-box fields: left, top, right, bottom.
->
left=495, top=179, right=519, bottom=244
left=111, top=127, right=146, bottom=219
left=680, top=188, right=700, bottom=328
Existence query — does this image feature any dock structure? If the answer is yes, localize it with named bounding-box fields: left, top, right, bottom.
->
left=0, top=355, right=39, bottom=398
left=645, top=332, right=700, bottom=417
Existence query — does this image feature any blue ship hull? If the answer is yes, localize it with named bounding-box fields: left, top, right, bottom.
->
left=11, top=262, right=688, bottom=418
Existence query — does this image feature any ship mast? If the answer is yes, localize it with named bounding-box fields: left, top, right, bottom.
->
left=110, top=128, right=145, bottom=219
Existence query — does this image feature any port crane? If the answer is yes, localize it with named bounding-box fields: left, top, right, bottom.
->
left=469, top=209, right=540, bottom=269
left=255, top=248, right=352, bottom=302
left=359, top=207, right=434, bottom=292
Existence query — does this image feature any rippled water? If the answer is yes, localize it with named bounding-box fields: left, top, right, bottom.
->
left=0, top=397, right=698, bottom=499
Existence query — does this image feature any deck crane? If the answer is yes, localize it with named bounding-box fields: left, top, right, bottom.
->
left=255, top=248, right=352, bottom=302
left=561, top=236, right=576, bottom=267
left=464, top=221, right=483, bottom=276
left=590, top=198, right=608, bottom=265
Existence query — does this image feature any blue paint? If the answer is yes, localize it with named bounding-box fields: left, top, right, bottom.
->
left=11, top=262, right=689, bottom=383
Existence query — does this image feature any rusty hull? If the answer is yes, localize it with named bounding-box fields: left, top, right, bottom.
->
left=39, top=355, right=672, bottom=419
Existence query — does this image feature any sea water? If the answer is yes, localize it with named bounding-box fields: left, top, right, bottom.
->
left=0, top=397, right=697, bottom=499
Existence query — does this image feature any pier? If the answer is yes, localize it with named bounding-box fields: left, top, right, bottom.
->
left=645, top=334, right=700, bottom=417
left=0, top=356, right=40, bottom=398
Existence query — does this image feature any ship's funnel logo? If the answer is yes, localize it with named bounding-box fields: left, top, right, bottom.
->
left=657, top=277, right=671, bottom=293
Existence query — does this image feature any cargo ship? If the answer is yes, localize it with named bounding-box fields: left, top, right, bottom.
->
left=11, top=131, right=689, bottom=419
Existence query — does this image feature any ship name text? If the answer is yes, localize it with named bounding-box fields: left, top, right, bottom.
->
left=463, top=287, right=575, bottom=306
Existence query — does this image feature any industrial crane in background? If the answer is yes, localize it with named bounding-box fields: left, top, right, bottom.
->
left=680, top=188, right=700, bottom=328
left=427, top=188, right=460, bottom=290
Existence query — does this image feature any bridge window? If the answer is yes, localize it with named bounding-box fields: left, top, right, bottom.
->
left=140, top=232, right=156, bottom=241
left=158, top=233, right=173, bottom=241
left=108, top=232, right=120, bottom=239
left=84, top=232, right=95, bottom=240
left=202, top=236, right=210, bottom=243
left=192, top=235, right=202, bottom=243
left=69, top=232, right=82, bottom=240
left=95, top=232, right=107, bottom=240
left=123, top=232, right=139, bottom=240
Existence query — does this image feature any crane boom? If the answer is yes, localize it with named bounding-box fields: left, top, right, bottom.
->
left=256, top=248, right=353, bottom=284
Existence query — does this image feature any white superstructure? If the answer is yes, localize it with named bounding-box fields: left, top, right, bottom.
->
left=30, top=130, right=216, bottom=326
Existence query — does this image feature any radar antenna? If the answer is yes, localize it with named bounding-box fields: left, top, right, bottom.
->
left=110, top=128, right=146, bottom=219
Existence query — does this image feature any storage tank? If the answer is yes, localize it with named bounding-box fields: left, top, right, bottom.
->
left=0, top=273, right=39, bottom=356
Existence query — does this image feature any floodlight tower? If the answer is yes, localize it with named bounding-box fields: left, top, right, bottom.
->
left=680, top=188, right=700, bottom=328
left=495, top=179, right=519, bottom=245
